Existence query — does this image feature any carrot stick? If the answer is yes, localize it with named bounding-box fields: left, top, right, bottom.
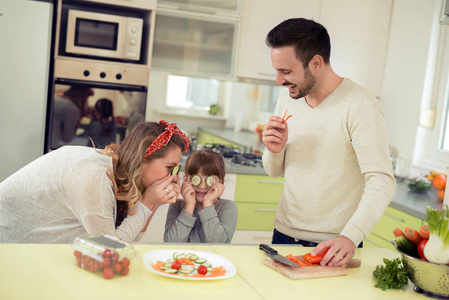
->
left=419, top=224, right=429, bottom=239
left=393, top=227, right=405, bottom=237
left=283, top=115, right=292, bottom=122
left=405, top=228, right=422, bottom=245
left=282, top=109, right=287, bottom=120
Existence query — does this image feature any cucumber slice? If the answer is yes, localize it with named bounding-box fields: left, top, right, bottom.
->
left=191, top=175, right=201, bottom=186
left=178, top=269, right=194, bottom=274
left=167, top=259, right=175, bottom=263
left=206, top=176, right=218, bottom=187
left=195, top=258, right=207, bottom=264
left=188, top=254, right=199, bottom=261
left=180, top=265, right=194, bottom=271
left=202, top=262, right=211, bottom=268
left=164, top=268, right=178, bottom=273
left=172, top=252, right=179, bottom=259
left=171, top=164, right=181, bottom=175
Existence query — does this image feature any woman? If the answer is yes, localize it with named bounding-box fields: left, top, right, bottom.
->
left=0, top=121, right=190, bottom=243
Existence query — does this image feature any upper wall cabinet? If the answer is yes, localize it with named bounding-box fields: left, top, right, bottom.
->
left=151, top=9, right=239, bottom=78
left=320, top=0, right=392, bottom=97
left=236, top=0, right=320, bottom=83
left=237, top=0, right=392, bottom=97
left=157, top=0, right=242, bottom=16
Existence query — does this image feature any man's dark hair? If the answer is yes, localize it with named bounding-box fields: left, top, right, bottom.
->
left=266, top=18, right=331, bottom=68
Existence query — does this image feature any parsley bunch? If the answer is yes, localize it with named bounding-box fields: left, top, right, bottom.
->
left=372, top=258, right=409, bottom=291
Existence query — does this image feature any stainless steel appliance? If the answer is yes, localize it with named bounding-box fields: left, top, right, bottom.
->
left=45, top=0, right=157, bottom=152
left=66, top=9, right=143, bottom=61
left=202, top=143, right=263, bottom=168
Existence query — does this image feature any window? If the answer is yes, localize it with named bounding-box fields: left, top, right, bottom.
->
left=166, top=75, right=221, bottom=112
left=414, top=26, right=449, bottom=170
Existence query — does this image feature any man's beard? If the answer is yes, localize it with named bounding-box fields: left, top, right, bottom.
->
left=287, top=67, right=316, bottom=100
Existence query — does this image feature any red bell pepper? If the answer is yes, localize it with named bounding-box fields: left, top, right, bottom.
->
left=303, top=248, right=330, bottom=264
left=417, top=239, right=428, bottom=261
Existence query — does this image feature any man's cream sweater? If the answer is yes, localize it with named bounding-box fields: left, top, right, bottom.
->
left=262, top=78, right=396, bottom=246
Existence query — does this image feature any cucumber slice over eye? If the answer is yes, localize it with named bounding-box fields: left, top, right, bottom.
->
left=206, top=176, right=218, bottom=187
left=171, top=164, right=181, bottom=175
left=191, top=175, right=201, bottom=186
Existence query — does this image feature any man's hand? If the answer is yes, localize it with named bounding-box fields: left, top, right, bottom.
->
left=312, top=236, right=356, bottom=267
left=262, top=116, right=288, bottom=154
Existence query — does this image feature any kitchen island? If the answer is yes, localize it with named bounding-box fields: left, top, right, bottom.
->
left=0, top=243, right=429, bottom=300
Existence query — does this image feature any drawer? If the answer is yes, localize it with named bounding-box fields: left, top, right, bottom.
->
left=236, top=202, right=277, bottom=231
left=364, top=232, right=395, bottom=250
left=235, top=174, right=284, bottom=204
left=370, top=206, right=423, bottom=244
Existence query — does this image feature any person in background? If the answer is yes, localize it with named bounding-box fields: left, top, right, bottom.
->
left=0, top=121, right=190, bottom=243
left=164, top=149, right=237, bottom=243
left=51, top=86, right=93, bottom=148
left=86, top=98, right=117, bottom=148
left=261, top=18, right=396, bottom=266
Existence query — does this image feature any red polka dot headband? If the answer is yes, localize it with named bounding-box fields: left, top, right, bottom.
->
left=144, top=120, right=190, bottom=159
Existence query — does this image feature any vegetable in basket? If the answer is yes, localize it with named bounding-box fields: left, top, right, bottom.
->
left=423, top=205, right=449, bottom=264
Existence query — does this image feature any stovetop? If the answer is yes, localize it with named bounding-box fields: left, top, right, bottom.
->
left=202, top=143, right=263, bottom=168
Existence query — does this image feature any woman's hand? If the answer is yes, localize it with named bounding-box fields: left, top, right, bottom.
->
left=141, top=174, right=180, bottom=211
left=262, top=116, right=288, bottom=154
left=203, top=182, right=225, bottom=208
left=181, top=177, right=196, bottom=216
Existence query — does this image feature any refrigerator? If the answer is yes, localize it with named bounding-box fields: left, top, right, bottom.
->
left=0, top=0, right=53, bottom=181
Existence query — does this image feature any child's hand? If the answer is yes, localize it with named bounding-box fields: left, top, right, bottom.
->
left=181, top=176, right=196, bottom=216
left=203, top=182, right=225, bottom=208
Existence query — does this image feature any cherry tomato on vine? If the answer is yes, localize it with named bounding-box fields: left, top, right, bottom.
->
left=197, top=265, right=208, bottom=275
left=103, top=268, right=114, bottom=279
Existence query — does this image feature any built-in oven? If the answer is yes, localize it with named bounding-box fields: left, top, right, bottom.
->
left=47, top=80, right=147, bottom=150
left=45, top=0, right=156, bottom=153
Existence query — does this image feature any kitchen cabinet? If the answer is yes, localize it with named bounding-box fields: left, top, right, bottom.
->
left=364, top=206, right=424, bottom=250
left=236, top=0, right=392, bottom=97
left=319, top=0, right=392, bottom=97
left=236, top=0, right=320, bottom=82
left=0, top=0, right=53, bottom=181
left=157, top=0, right=242, bottom=16
left=151, top=9, right=239, bottom=78
left=234, top=174, right=283, bottom=231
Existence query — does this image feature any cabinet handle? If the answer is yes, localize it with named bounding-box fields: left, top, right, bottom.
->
left=256, top=208, right=277, bottom=212
left=258, top=72, right=275, bottom=77
left=384, top=212, right=405, bottom=223
left=259, top=180, right=284, bottom=185
left=364, top=238, right=383, bottom=248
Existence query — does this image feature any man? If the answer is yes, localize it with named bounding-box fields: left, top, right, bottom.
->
left=261, top=18, right=396, bottom=267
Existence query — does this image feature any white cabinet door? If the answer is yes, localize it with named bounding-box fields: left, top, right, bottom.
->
left=236, top=0, right=320, bottom=82
left=151, top=10, right=239, bottom=78
left=320, top=0, right=393, bottom=97
left=0, top=0, right=52, bottom=181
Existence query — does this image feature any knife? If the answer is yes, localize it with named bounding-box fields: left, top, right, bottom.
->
left=259, top=244, right=300, bottom=268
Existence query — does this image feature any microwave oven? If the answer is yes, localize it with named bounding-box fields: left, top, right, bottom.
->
left=66, top=10, right=144, bottom=61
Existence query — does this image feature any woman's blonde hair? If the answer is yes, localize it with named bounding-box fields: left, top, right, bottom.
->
left=102, top=122, right=187, bottom=226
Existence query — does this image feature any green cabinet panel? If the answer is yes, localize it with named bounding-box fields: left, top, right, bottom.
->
left=235, top=174, right=284, bottom=204
left=236, top=202, right=277, bottom=231
left=365, top=232, right=395, bottom=250
left=370, top=206, right=423, bottom=246
left=197, top=131, right=242, bottom=148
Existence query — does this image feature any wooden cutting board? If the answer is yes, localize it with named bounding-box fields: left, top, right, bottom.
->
left=263, top=255, right=362, bottom=280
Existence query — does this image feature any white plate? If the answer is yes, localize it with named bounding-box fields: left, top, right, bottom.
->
left=142, top=249, right=236, bottom=280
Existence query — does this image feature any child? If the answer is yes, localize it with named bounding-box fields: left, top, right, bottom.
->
left=164, top=149, right=238, bottom=243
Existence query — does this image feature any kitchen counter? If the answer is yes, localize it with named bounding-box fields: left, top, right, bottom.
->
left=0, top=243, right=428, bottom=300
